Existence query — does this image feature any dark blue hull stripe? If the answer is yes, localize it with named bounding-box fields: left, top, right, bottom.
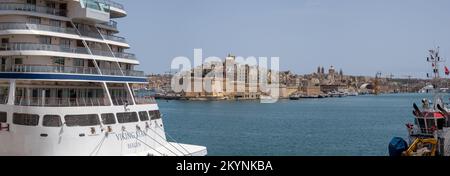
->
left=0, top=73, right=147, bottom=83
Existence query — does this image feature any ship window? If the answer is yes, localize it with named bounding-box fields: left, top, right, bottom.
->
left=53, top=57, right=65, bottom=66
left=28, top=17, right=41, bottom=24
left=60, top=39, right=71, bottom=48
left=65, top=114, right=100, bottom=127
left=149, top=110, right=161, bottom=120
left=0, top=112, right=6, bottom=123
left=426, top=119, right=436, bottom=128
left=73, top=58, right=85, bottom=67
left=27, top=0, right=37, bottom=5
left=138, top=111, right=149, bottom=121
left=101, top=113, right=116, bottom=125
left=116, top=112, right=139, bottom=124
left=13, top=113, right=39, bottom=126
left=43, top=115, right=62, bottom=127
left=14, top=58, right=23, bottom=65
left=49, top=19, right=61, bottom=27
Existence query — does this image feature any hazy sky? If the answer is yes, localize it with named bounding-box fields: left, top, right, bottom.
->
left=115, top=0, right=450, bottom=78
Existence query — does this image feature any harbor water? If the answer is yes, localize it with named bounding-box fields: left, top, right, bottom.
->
left=159, top=93, right=440, bottom=156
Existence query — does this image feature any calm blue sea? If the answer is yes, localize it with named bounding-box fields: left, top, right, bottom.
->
left=157, top=93, right=442, bottom=156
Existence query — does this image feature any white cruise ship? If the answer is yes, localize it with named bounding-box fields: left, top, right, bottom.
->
left=0, top=0, right=207, bottom=156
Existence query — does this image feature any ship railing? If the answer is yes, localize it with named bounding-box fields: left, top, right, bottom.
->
left=99, top=20, right=118, bottom=29
left=100, top=69, right=144, bottom=77
left=78, top=29, right=103, bottom=39
left=0, top=3, right=67, bottom=17
left=80, top=0, right=110, bottom=13
left=100, top=68, right=123, bottom=76
left=90, top=48, right=114, bottom=57
left=113, top=52, right=136, bottom=60
left=103, top=34, right=126, bottom=43
left=14, top=97, right=110, bottom=107
left=11, top=64, right=99, bottom=75
left=111, top=97, right=134, bottom=106
left=0, top=43, right=136, bottom=60
left=0, top=22, right=78, bottom=35
left=78, top=28, right=126, bottom=43
left=0, top=64, right=144, bottom=77
left=0, top=43, right=89, bottom=55
left=123, top=70, right=145, bottom=77
left=134, top=96, right=157, bottom=105
left=92, top=0, right=124, bottom=10
left=0, top=22, right=126, bottom=43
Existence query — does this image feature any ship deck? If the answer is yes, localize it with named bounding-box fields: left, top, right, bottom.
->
left=127, top=142, right=208, bottom=156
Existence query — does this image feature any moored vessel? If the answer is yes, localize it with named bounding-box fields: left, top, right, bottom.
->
left=389, top=47, right=449, bottom=156
left=0, top=0, right=206, bottom=156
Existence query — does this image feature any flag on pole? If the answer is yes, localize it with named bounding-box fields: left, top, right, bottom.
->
left=445, top=66, right=450, bottom=75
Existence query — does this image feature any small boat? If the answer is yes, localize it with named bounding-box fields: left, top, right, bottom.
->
left=289, top=94, right=300, bottom=100
left=328, top=91, right=346, bottom=98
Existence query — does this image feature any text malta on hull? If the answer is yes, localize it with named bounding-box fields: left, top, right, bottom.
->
left=0, top=0, right=206, bottom=156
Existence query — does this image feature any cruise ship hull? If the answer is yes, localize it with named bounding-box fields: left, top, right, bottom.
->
left=0, top=0, right=207, bottom=156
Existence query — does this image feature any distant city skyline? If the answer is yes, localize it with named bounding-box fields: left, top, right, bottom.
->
left=115, top=0, right=450, bottom=78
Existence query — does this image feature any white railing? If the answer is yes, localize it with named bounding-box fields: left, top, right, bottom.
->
left=0, top=23, right=77, bottom=34
left=113, top=52, right=136, bottom=60
left=99, top=20, right=118, bottom=29
left=15, top=97, right=110, bottom=107
left=0, top=64, right=145, bottom=77
left=78, top=28, right=127, bottom=43
left=0, top=43, right=89, bottom=54
left=111, top=97, right=134, bottom=106
left=11, top=64, right=99, bottom=75
left=123, top=70, right=145, bottom=77
left=0, top=22, right=127, bottom=44
left=104, top=35, right=126, bottom=43
left=134, top=97, right=157, bottom=105
left=0, top=43, right=136, bottom=60
left=95, top=0, right=124, bottom=10
left=102, top=69, right=145, bottom=77
left=0, top=3, right=67, bottom=16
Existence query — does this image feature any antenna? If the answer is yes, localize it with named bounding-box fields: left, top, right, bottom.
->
left=426, top=46, right=445, bottom=109
left=427, top=46, right=445, bottom=81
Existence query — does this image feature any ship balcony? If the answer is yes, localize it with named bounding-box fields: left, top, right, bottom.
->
left=11, top=95, right=156, bottom=107
left=100, top=0, right=125, bottom=11
left=0, top=23, right=128, bottom=46
left=103, top=35, right=126, bottom=43
left=78, top=29, right=126, bottom=43
left=15, top=96, right=110, bottom=107
left=70, top=0, right=110, bottom=23
left=0, top=43, right=137, bottom=62
left=0, top=3, right=67, bottom=17
left=101, top=69, right=146, bottom=77
left=97, top=20, right=118, bottom=32
left=134, top=97, right=157, bottom=105
left=0, top=22, right=77, bottom=35
left=0, top=64, right=145, bottom=77
left=13, top=96, right=155, bottom=107
left=97, top=0, right=126, bottom=18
